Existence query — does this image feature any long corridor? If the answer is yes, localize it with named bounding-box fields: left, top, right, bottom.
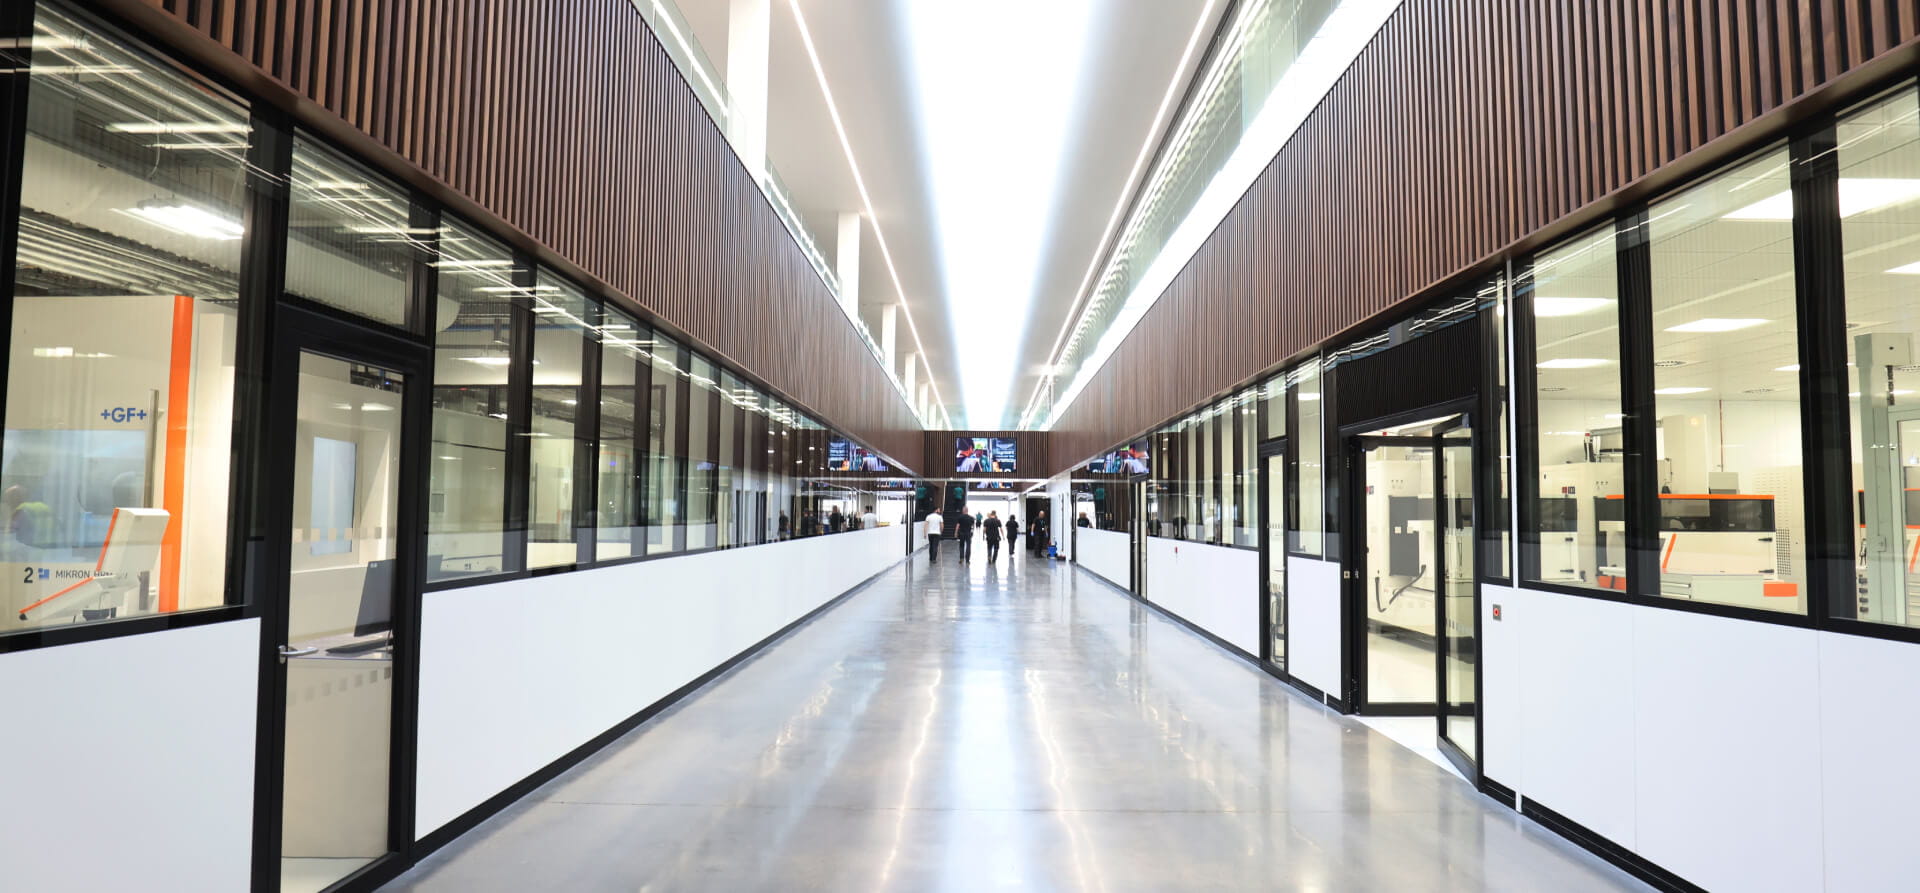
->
left=385, top=551, right=1644, bottom=892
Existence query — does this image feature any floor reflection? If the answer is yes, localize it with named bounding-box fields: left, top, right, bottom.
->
left=384, top=551, right=1646, bottom=892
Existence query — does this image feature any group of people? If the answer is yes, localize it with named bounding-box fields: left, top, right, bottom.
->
left=776, top=505, right=880, bottom=540
left=922, top=509, right=1051, bottom=564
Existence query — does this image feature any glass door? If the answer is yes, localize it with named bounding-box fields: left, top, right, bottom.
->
left=264, top=328, right=423, bottom=892
left=1356, top=437, right=1439, bottom=711
left=1262, top=447, right=1287, bottom=668
left=1436, top=422, right=1478, bottom=773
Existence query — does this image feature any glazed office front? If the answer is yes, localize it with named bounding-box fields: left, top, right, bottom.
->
left=0, top=3, right=917, bottom=891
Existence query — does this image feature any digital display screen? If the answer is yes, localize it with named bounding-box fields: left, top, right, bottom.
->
left=954, top=437, right=1017, bottom=473
left=828, top=439, right=889, bottom=472
left=1087, top=441, right=1150, bottom=474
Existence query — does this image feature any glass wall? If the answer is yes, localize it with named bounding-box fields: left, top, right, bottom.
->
left=1837, top=87, right=1920, bottom=629
left=1236, top=387, right=1260, bottom=546
left=596, top=308, right=643, bottom=560
left=1522, top=227, right=1623, bottom=592
left=1646, top=148, right=1805, bottom=614
left=646, top=333, right=685, bottom=555
left=684, top=355, right=717, bottom=550
left=427, top=219, right=521, bottom=580
left=1289, top=359, right=1324, bottom=555
left=527, top=273, right=592, bottom=568
left=4, top=2, right=247, bottom=631
left=286, top=137, right=416, bottom=328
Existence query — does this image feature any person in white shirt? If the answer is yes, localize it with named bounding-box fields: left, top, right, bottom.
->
left=923, top=510, right=944, bottom=563
left=861, top=506, right=878, bottom=529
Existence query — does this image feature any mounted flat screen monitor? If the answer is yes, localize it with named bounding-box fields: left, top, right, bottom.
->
left=1087, top=441, right=1150, bottom=475
left=828, top=439, right=890, bottom=472
left=955, top=437, right=1016, bottom=473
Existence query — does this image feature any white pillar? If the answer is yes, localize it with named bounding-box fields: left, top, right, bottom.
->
left=918, top=383, right=931, bottom=423
left=836, top=212, right=862, bottom=317
left=726, top=0, right=769, bottom=181
left=878, top=303, right=898, bottom=372
left=903, top=352, right=918, bottom=397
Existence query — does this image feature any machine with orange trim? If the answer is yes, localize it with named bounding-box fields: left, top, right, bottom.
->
left=1654, top=494, right=1794, bottom=609
left=14, top=507, right=169, bottom=624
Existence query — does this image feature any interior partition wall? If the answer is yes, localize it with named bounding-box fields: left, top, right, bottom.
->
left=0, top=2, right=921, bottom=890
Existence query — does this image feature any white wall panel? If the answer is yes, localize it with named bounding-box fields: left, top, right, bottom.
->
left=0, top=619, right=259, bottom=892
left=1511, top=587, right=1637, bottom=848
left=414, top=527, right=905, bottom=837
left=1286, top=556, right=1342, bottom=696
left=1077, top=527, right=1130, bottom=589
left=1631, top=610, right=1822, bottom=892
left=1477, top=583, right=1520, bottom=784
left=1145, top=538, right=1260, bottom=655
left=1819, top=630, right=1920, bottom=891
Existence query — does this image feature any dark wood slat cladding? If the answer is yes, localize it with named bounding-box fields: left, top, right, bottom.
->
left=108, top=0, right=920, bottom=467
left=1047, top=0, right=1920, bottom=475
left=925, top=431, right=1049, bottom=482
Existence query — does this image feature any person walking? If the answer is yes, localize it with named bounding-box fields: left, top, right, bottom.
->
left=955, top=510, right=976, bottom=563
left=828, top=506, right=845, bottom=534
left=1032, top=510, right=1049, bottom=557
left=777, top=511, right=790, bottom=541
left=924, top=509, right=944, bottom=563
left=983, top=511, right=1002, bottom=563
left=860, top=505, right=878, bottom=530
left=1006, top=516, right=1020, bottom=554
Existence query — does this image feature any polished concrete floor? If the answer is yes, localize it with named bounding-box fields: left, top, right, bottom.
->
left=384, top=550, right=1646, bottom=892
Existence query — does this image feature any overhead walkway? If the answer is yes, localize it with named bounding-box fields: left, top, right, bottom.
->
left=383, top=552, right=1644, bottom=891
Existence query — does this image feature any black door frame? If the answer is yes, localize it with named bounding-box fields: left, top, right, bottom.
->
left=1339, top=399, right=1477, bottom=719
left=1428, top=415, right=1482, bottom=783
left=251, top=304, right=431, bottom=892
left=1128, top=472, right=1149, bottom=594
left=1256, top=439, right=1287, bottom=668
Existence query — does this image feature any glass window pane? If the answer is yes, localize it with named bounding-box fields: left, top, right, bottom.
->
left=685, top=356, right=717, bottom=550
left=646, top=334, right=684, bottom=554
left=718, top=371, right=745, bottom=547
left=527, top=272, right=590, bottom=568
left=6, top=3, right=246, bottom=632
left=1290, top=360, right=1324, bottom=555
left=427, top=218, right=521, bottom=580
left=596, top=311, right=642, bottom=561
left=1523, top=228, right=1623, bottom=592
left=287, top=136, right=415, bottom=327
left=1481, top=275, right=1512, bottom=580
left=1263, top=375, right=1287, bottom=440
left=1838, top=88, right=1920, bottom=629
left=1648, top=148, right=1804, bottom=614
left=1238, top=387, right=1259, bottom=546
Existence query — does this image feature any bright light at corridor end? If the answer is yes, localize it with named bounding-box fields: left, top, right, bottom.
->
left=903, top=1, right=1097, bottom=428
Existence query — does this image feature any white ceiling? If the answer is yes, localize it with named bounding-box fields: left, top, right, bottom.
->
left=677, top=0, right=1224, bottom=428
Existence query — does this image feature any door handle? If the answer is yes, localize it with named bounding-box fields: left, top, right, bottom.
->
left=278, top=645, right=318, bottom=661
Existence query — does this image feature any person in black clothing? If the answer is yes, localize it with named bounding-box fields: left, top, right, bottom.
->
left=1031, top=510, right=1049, bottom=556
left=982, top=511, right=1002, bottom=562
left=828, top=507, right=845, bottom=534
left=778, top=511, right=790, bottom=540
left=1006, top=517, right=1019, bottom=553
left=1077, top=512, right=1092, bottom=528
left=955, top=511, right=975, bottom=562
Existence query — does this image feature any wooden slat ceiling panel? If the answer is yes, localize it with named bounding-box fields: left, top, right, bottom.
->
left=1046, top=0, right=1920, bottom=473
left=120, top=0, right=922, bottom=468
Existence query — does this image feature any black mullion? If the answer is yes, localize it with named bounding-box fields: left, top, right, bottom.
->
left=574, top=315, right=602, bottom=566
left=240, top=108, right=294, bottom=893
left=1285, top=369, right=1302, bottom=555
left=1432, top=429, right=1449, bottom=729
left=1513, top=259, right=1543, bottom=583
left=1615, top=212, right=1659, bottom=599
left=0, top=0, right=30, bottom=463
left=406, top=200, right=436, bottom=335
left=1788, top=123, right=1851, bottom=624
left=732, top=386, right=747, bottom=545
left=1477, top=276, right=1509, bottom=583
left=1231, top=396, right=1244, bottom=545
left=673, top=344, right=691, bottom=552
left=630, top=337, right=649, bottom=558
left=707, top=369, right=722, bottom=543
left=502, top=255, right=535, bottom=573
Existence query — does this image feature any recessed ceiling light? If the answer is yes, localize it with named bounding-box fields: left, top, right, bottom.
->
left=1537, top=358, right=1611, bottom=369
left=1664, top=318, right=1767, bottom=333
left=460, top=356, right=512, bottom=366
left=1654, top=387, right=1711, bottom=395
left=1533, top=297, right=1613, bottom=317
left=1775, top=364, right=1800, bottom=372
left=107, top=121, right=248, bottom=134
left=1653, top=360, right=1686, bottom=368
left=1539, top=386, right=1566, bottom=392
left=1742, top=388, right=1775, bottom=394
left=119, top=201, right=244, bottom=240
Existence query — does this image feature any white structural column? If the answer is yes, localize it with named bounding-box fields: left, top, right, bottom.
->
left=904, top=352, right=918, bottom=400
left=836, top=212, right=862, bottom=317
left=725, top=0, right=769, bottom=181
left=878, top=303, right=898, bottom=372
left=918, top=383, right=931, bottom=423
